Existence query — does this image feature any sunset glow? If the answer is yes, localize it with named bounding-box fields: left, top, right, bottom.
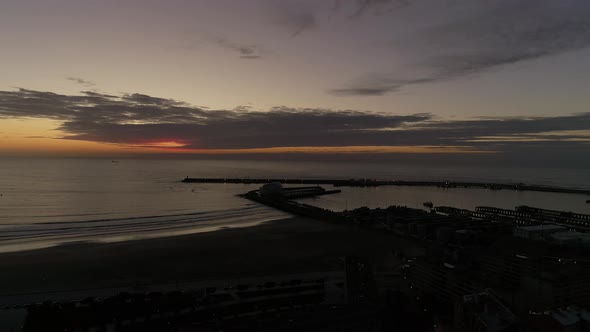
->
left=0, top=0, right=588, bottom=163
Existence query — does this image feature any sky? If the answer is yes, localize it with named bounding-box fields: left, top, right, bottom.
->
left=0, top=0, right=589, bottom=165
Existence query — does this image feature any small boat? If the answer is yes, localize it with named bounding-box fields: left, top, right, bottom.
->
left=423, top=201, right=433, bottom=208
left=586, top=199, right=590, bottom=204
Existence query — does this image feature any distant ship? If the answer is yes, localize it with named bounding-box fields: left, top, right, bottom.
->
left=423, top=201, right=433, bottom=208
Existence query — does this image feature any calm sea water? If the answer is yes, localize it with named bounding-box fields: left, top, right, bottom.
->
left=0, top=158, right=589, bottom=252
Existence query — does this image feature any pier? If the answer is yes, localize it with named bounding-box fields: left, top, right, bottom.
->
left=181, top=177, right=590, bottom=195
left=241, top=184, right=343, bottom=221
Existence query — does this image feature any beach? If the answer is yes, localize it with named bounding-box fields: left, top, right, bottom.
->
left=0, top=217, right=413, bottom=304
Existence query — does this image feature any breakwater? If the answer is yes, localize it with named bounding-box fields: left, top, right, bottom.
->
left=181, top=177, right=590, bottom=195
left=241, top=190, right=342, bottom=222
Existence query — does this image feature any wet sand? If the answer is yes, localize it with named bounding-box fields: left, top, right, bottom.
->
left=0, top=217, right=411, bottom=298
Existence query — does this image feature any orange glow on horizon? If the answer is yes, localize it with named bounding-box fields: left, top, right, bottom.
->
left=164, top=145, right=493, bottom=154
left=0, top=137, right=144, bottom=156
left=0, top=138, right=491, bottom=156
left=0, top=119, right=490, bottom=156
left=130, top=141, right=188, bottom=148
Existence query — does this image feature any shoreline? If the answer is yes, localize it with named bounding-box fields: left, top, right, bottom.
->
left=0, top=215, right=288, bottom=254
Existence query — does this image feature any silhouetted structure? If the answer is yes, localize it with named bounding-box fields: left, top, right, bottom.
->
left=454, top=289, right=519, bottom=332
left=181, top=177, right=590, bottom=195
left=22, top=274, right=382, bottom=332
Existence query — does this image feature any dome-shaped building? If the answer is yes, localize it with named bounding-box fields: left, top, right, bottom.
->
left=259, top=182, right=284, bottom=197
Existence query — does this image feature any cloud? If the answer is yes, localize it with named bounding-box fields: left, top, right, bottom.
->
left=329, top=75, right=432, bottom=96
left=330, top=84, right=397, bottom=96
left=273, top=2, right=318, bottom=37
left=273, top=0, right=407, bottom=37
left=66, top=77, right=95, bottom=87
left=415, top=115, right=590, bottom=142
left=212, top=37, right=265, bottom=59
left=1, top=88, right=590, bottom=160
left=348, top=0, right=411, bottom=19
left=330, top=86, right=396, bottom=96
left=0, top=88, right=429, bottom=149
left=332, top=0, right=590, bottom=95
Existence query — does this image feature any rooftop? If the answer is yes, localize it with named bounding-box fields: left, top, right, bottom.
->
left=551, top=309, right=580, bottom=326
left=463, top=290, right=518, bottom=331
left=551, top=231, right=590, bottom=244
left=516, top=225, right=566, bottom=232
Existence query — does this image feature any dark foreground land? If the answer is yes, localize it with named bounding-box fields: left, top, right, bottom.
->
left=3, top=202, right=589, bottom=331
left=0, top=217, right=419, bottom=301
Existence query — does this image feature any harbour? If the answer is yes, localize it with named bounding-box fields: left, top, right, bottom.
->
left=181, top=177, right=590, bottom=195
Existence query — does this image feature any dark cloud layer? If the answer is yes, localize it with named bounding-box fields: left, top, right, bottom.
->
left=331, top=0, right=590, bottom=95
left=0, top=89, right=427, bottom=148
left=1, top=89, right=589, bottom=159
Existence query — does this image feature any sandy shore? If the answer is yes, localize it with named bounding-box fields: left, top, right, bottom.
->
left=0, top=217, right=414, bottom=299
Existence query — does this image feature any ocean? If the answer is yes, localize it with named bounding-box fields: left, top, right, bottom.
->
left=1, top=158, right=589, bottom=252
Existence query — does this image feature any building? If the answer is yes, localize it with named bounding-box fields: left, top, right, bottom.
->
left=480, top=239, right=590, bottom=312
left=513, top=225, right=566, bottom=240
left=409, top=255, right=480, bottom=305
left=259, top=182, right=284, bottom=196
left=550, top=231, right=590, bottom=246
left=22, top=274, right=362, bottom=331
left=344, top=256, right=378, bottom=306
left=528, top=307, right=590, bottom=332
left=454, top=289, right=519, bottom=332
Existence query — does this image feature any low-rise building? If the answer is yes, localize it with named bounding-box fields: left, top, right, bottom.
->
left=550, top=232, right=590, bottom=246
left=454, top=289, right=519, bottom=332
left=528, top=307, right=590, bottom=332
left=513, top=225, right=566, bottom=240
